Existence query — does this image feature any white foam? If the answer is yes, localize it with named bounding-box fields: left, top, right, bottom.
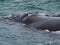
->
left=52, top=31, right=60, bottom=34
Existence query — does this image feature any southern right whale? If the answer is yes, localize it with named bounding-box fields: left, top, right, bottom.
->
left=2, top=12, right=60, bottom=32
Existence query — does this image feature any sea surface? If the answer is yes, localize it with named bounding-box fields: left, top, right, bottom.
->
left=0, top=0, right=60, bottom=45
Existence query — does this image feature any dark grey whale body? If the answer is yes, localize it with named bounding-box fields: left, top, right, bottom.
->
left=4, top=12, right=60, bottom=32
left=23, top=14, right=60, bottom=32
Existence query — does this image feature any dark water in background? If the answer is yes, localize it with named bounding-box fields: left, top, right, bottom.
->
left=0, top=0, right=60, bottom=45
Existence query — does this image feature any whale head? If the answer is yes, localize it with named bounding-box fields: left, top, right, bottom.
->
left=6, top=12, right=33, bottom=23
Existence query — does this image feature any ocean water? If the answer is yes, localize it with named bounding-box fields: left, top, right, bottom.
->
left=0, top=0, right=60, bottom=15
left=0, top=0, right=60, bottom=45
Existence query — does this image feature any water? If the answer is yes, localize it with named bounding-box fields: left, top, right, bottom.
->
left=0, top=0, right=60, bottom=15
left=0, top=0, right=60, bottom=45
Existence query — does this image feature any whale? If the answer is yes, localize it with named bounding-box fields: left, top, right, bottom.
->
left=3, top=12, right=60, bottom=32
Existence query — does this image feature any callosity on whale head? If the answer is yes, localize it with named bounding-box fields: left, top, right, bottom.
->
left=4, top=12, right=33, bottom=23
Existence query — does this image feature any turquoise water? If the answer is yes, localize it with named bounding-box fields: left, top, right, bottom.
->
left=0, top=0, right=60, bottom=15
left=0, top=0, right=60, bottom=45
